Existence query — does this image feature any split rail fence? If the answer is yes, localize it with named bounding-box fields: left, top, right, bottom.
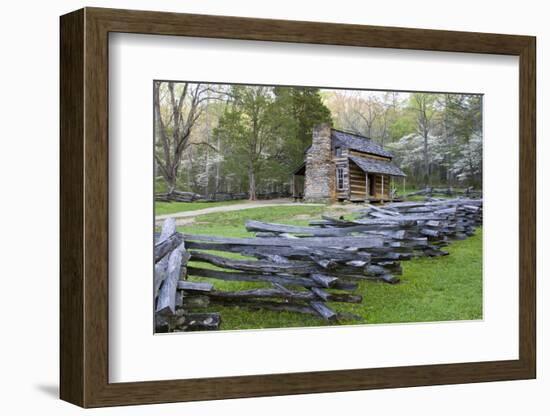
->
left=155, top=190, right=290, bottom=203
left=154, top=198, right=482, bottom=332
left=406, top=186, right=482, bottom=199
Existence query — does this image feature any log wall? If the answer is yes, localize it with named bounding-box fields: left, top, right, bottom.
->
left=334, top=148, right=350, bottom=200
left=349, top=161, right=366, bottom=201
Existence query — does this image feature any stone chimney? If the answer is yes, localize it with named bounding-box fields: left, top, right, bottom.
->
left=304, top=123, right=334, bottom=203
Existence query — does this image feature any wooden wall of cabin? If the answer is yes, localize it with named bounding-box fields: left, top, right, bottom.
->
left=334, top=148, right=350, bottom=200
left=349, top=161, right=366, bottom=201
left=346, top=165, right=393, bottom=201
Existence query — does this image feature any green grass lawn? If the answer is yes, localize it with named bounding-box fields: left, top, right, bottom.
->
left=155, top=199, right=247, bottom=216
left=175, top=205, right=483, bottom=331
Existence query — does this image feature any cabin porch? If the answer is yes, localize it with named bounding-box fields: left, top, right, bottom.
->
left=349, top=169, right=392, bottom=202
left=348, top=158, right=405, bottom=203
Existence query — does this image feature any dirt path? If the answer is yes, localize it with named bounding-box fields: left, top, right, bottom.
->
left=155, top=199, right=326, bottom=226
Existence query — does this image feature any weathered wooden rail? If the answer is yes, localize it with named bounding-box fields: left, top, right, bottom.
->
left=155, top=190, right=290, bottom=203
left=155, top=190, right=203, bottom=202
left=406, top=186, right=482, bottom=199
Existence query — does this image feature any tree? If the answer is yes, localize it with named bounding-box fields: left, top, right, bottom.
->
left=387, top=132, right=441, bottom=183
left=214, top=86, right=277, bottom=200
left=271, top=86, right=332, bottom=169
left=153, top=81, right=222, bottom=193
left=356, top=95, right=383, bottom=138
left=327, top=91, right=382, bottom=138
left=410, top=93, right=437, bottom=186
left=452, top=132, right=482, bottom=187
left=446, top=94, right=482, bottom=187
left=324, top=91, right=411, bottom=145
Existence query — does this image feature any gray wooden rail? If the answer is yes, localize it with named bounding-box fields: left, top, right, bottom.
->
left=405, top=187, right=482, bottom=199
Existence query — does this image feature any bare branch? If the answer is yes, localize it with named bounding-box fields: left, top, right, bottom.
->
left=190, top=141, right=219, bottom=152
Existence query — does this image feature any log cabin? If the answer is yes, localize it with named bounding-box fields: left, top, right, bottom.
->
left=292, top=124, right=406, bottom=203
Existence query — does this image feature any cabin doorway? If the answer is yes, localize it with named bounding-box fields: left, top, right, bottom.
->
left=292, top=175, right=304, bottom=199
left=367, top=173, right=375, bottom=197
left=291, top=163, right=306, bottom=200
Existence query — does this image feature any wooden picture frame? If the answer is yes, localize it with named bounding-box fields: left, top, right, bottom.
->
left=60, top=7, right=536, bottom=408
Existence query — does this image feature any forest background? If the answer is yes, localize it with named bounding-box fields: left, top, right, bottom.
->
left=154, top=81, right=482, bottom=200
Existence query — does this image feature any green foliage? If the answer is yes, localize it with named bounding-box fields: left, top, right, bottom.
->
left=154, top=82, right=483, bottom=194
left=272, top=86, right=332, bottom=153
left=213, top=86, right=275, bottom=198
left=387, top=109, right=416, bottom=142
left=154, top=176, right=193, bottom=194
left=212, top=85, right=332, bottom=198
left=382, top=93, right=483, bottom=187
left=175, top=206, right=483, bottom=330
left=262, top=86, right=332, bottom=183
left=154, top=177, right=168, bottom=194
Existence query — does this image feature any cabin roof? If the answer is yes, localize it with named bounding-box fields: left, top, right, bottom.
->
left=331, top=129, right=393, bottom=158
left=349, top=155, right=406, bottom=177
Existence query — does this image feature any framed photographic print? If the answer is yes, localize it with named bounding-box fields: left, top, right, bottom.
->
left=60, top=7, right=536, bottom=408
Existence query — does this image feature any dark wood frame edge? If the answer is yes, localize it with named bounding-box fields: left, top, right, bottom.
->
left=60, top=7, right=536, bottom=408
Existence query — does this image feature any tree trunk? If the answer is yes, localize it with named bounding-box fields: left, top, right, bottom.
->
left=166, top=174, right=177, bottom=194
left=443, top=95, right=453, bottom=187
left=215, top=134, right=221, bottom=193
left=248, top=164, right=257, bottom=200
left=204, top=136, right=210, bottom=195
left=423, top=134, right=429, bottom=186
